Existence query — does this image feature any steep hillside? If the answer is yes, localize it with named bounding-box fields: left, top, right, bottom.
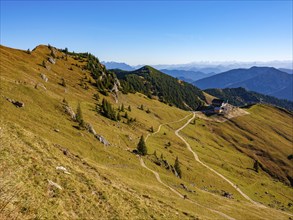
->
left=0, top=45, right=292, bottom=219
left=113, top=66, right=205, bottom=110
left=205, top=87, right=293, bottom=110
left=194, top=67, right=293, bottom=100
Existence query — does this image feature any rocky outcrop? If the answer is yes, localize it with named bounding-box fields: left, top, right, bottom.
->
left=48, top=180, right=62, bottom=190
left=40, top=73, right=48, bottom=82
left=5, top=96, right=24, bottom=108
left=48, top=57, right=55, bottom=64
left=85, top=123, right=110, bottom=146
left=95, top=134, right=110, bottom=146
left=85, top=123, right=97, bottom=135
left=111, top=78, right=121, bottom=103
left=63, top=104, right=76, bottom=120
left=56, top=166, right=70, bottom=174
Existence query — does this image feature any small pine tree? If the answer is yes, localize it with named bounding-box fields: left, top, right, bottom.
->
left=27, top=49, right=31, bottom=54
left=121, top=103, right=125, bottom=112
left=154, top=150, right=157, bottom=158
left=254, top=160, right=259, bottom=173
left=50, top=50, right=56, bottom=58
left=117, top=112, right=121, bottom=121
left=76, top=103, right=85, bottom=128
left=42, top=60, right=46, bottom=68
left=140, top=104, right=144, bottom=110
left=137, top=135, right=147, bottom=156
left=93, top=93, right=100, bottom=101
left=61, top=78, right=66, bottom=87
left=124, top=111, right=128, bottom=119
left=174, top=156, right=182, bottom=178
left=128, top=105, right=131, bottom=111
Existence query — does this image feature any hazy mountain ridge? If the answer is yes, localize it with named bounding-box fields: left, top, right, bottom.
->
left=160, top=69, right=216, bottom=82
left=194, top=66, right=293, bottom=101
left=102, top=61, right=134, bottom=71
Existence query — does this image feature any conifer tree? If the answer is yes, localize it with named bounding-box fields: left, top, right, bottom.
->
left=121, top=103, right=125, bottom=112
left=124, top=111, right=128, bottom=119
left=137, top=135, right=147, bottom=156
left=254, top=160, right=259, bottom=173
left=76, top=103, right=85, bottom=128
left=117, top=112, right=121, bottom=121
left=50, top=50, right=56, bottom=58
left=61, top=78, right=66, bottom=87
left=174, top=156, right=182, bottom=178
left=128, top=105, right=131, bottom=111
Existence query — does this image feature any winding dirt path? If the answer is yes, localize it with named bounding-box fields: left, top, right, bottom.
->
left=175, top=112, right=263, bottom=207
left=140, top=113, right=236, bottom=220
left=176, top=113, right=293, bottom=218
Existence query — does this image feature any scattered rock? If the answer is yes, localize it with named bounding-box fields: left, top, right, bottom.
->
left=54, top=128, right=60, bottom=132
left=62, top=148, right=68, bottom=156
left=5, top=96, right=24, bottom=107
left=48, top=57, right=55, bottom=64
left=48, top=180, right=62, bottom=190
left=56, top=166, right=71, bottom=174
left=222, top=191, right=233, bottom=199
left=40, top=73, right=48, bottom=82
left=35, top=83, right=47, bottom=90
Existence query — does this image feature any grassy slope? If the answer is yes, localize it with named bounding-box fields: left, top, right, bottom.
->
left=0, top=45, right=292, bottom=219
left=179, top=104, right=293, bottom=211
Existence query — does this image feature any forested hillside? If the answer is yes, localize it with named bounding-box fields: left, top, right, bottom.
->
left=113, top=66, right=205, bottom=110
left=205, top=87, right=293, bottom=110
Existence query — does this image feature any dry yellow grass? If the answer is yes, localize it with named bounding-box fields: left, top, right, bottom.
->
left=0, top=44, right=292, bottom=219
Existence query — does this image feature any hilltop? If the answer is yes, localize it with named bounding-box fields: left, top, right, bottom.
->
left=0, top=44, right=292, bottom=219
left=112, top=66, right=205, bottom=110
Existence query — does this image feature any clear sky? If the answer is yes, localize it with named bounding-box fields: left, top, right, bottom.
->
left=1, top=1, right=292, bottom=65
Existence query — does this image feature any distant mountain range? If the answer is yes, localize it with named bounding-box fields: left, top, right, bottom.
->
left=102, top=61, right=293, bottom=74
left=194, top=67, right=293, bottom=101
left=279, top=68, right=293, bottom=74
left=205, top=87, right=293, bottom=111
left=101, top=61, right=134, bottom=71
left=159, top=69, right=216, bottom=82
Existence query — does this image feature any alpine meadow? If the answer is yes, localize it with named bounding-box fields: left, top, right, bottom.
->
left=0, top=1, right=292, bottom=220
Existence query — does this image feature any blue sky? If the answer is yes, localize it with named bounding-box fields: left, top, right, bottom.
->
left=1, top=1, right=292, bottom=65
